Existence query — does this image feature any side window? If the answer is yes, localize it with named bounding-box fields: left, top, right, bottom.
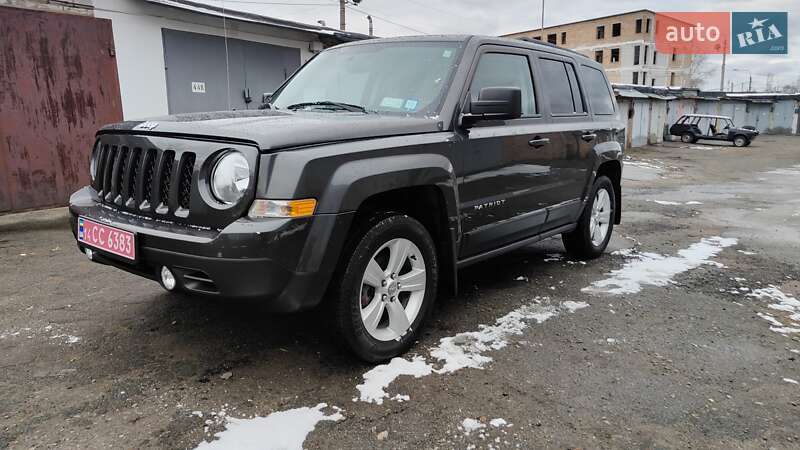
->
left=581, top=65, right=615, bottom=115
left=564, top=63, right=586, bottom=113
left=539, top=58, right=584, bottom=115
left=469, top=52, right=536, bottom=116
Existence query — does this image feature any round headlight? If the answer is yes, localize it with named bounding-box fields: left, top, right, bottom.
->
left=210, top=151, right=250, bottom=204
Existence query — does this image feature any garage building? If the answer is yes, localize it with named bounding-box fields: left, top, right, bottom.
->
left=94, top=0, right=369, bottom=119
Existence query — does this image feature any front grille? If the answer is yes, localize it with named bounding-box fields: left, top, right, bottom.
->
left=91, top=134, right=256, bottom=228
left=94, top=144, right=196, bottom=217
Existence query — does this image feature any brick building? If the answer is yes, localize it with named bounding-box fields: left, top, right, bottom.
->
left=502, top=9, right=693, bottom=87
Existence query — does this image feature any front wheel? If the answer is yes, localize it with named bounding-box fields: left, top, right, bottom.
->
left=332, top=213, right=438, bottom=362
left=733, top=135, right=749, bottom=147
left=562, top=176, right=615, bottom=259
left=681, top=132, right=696, bottom=143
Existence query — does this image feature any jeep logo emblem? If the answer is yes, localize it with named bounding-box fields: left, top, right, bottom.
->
left=135, top=121, right=159, bottom=131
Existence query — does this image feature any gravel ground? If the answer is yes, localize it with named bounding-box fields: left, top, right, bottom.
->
left=1, top=136, right=799, bottom=449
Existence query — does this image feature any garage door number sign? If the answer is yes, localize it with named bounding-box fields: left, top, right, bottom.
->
left=191, top=82, right=206, bottom=93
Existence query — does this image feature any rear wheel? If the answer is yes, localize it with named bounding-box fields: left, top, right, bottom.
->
left=332, top=213, right=438, bottom=362
left=681, top=132, right=696, bottom=143
left=562, top=176, right=615, bottom=259
left=733, top=135, right=749, bottom=147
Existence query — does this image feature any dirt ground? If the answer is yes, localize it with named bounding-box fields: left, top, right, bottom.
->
left=1, top=136, right=799, bottom=449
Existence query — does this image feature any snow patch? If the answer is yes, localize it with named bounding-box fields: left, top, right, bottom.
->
left=783, top=378, right=799, bottom=384
left=461, top=418, right=485, bottom=434
left=489, top=418, right=509, bottom=428
left=748, top=286, right=800, bottom=334
left=583, top=237, right=737, bottom=295
left=355, top=356, right=432, bottom=405
left=431, top=301, right=559, bottom=373
left=194, top=403, right=343, bottom=450
left=561, top=301, right=589, bottom=313
left=649, top=200, right=703, bottom=206
left=354, top=299, right=587, bottom=404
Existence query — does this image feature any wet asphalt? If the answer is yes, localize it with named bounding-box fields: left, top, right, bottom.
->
left=1, top=136, right=799, bottom=449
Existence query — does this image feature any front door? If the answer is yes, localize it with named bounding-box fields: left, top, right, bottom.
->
left=457, top=48, right=551, bottom=258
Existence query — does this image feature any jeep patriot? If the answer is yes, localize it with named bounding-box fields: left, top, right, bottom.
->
left=70, top=35, right=624, bottom=361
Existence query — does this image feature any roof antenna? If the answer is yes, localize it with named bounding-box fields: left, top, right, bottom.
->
left=221, top=0, right=232, bottom=110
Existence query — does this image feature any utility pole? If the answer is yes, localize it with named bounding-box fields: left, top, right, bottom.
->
left=340, top=0, right=346, bottom=31
left=540, top=0, right=545, bottom=32
left=367, top=15, right=373, bottom=36
left=719, top=50, right=726, bottom=91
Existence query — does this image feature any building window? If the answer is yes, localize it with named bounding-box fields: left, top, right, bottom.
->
left=635, top=18, right=643, bottom=33
left=633, top=72, right=639, bottom=84
left=651, top=78, right=655, bottom=86
left=547, top=33, right=557, bottom=44
left=633, top=45, right=641, bottom=65
left=561, top=32, right=567, bottom=44
left=643, top=45, right=649, bottom=64
left=646, top=18, right=651, bottom=33
left=595, top=50, right=604, bottom=63
left=610, top=48, right=620, bottom=63
left=596, top=25, right=605, bottom=39
left=642, top=71, right=647, bottom=85
left=533, top=35, right=542, bottom=40
left=612, top=23, right=621, bottom=37
left=670, top=72, right=676, bottom=85
left=672, top=51, right=676, bottom=62
left=652, top=50, right=657, bottom=65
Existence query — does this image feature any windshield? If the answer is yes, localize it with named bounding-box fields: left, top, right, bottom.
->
left=271, top=41, right=463, bottom=117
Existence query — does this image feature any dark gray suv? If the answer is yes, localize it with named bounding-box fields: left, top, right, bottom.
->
left=69, top=35, right=624, bottom=361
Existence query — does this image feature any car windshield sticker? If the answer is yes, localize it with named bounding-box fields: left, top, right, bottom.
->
left=380, top=97, right=405, bottom=109
left=404, top=99, right=419, bottom=111
left=442, top=49, right=453, bottom=58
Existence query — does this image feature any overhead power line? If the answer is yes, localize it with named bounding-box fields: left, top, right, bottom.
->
left=345, top=4, right=428, bottom=35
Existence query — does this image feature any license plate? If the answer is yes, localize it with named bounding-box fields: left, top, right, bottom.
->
left=78, top=217, right=136, bottom=261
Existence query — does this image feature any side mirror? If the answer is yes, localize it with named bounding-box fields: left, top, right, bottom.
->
left=461, top=87, right=522, bottom=126
left=262, top=92, right=274, bottom=104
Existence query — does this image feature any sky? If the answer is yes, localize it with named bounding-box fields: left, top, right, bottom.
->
left=200, top=0, right=798, bottom=91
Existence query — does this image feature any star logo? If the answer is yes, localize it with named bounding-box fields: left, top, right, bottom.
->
left=748, top=17, right=768, bottom=29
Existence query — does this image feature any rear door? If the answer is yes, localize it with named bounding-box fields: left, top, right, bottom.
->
left=457, top=46, right=551, bottom=258
left=532, top=54, right=594, bottom=230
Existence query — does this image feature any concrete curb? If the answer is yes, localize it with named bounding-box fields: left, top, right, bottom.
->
left=0, top=207, right=71, bottom=233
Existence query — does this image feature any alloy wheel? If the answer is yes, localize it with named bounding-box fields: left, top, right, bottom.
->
left=359, top=238, right=426, bottom=341
left=590, top=188, right=612, bottom=247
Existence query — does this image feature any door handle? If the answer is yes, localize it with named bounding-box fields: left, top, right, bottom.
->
left=581, top=133, right=597, bottom=142
left=528, top=137, right=550, bottom=148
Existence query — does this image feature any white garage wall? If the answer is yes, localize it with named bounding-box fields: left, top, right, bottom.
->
left=94, top=0, right=320, bottom=120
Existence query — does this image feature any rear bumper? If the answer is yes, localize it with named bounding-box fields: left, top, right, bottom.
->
left=69, top=187, right=354, bottom=312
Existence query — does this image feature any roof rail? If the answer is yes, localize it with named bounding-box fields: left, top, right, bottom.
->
left=514, top=37, right=589, bottom=59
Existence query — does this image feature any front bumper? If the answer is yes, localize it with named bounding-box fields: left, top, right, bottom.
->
left=69, top=187, right=354, bottom=312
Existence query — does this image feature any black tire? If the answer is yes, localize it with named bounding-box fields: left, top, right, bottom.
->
left=331, top=213, right=438, bottom=362
left=733, top=135, right=749, bottom=147
left=562, top=176, right=615, bottom=260
left=681, top=132, right=696, bottom=144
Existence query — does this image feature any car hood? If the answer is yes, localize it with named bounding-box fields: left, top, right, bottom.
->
left=99, top=109, right=445, bottom=151
left=731, top=126, right=758, bottom=135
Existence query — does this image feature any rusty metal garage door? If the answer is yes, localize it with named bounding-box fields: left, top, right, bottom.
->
left=0, top=7, right=122, bottom=213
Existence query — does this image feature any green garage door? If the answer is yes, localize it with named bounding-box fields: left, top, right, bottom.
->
left=162, top=29, right=301, bottom=114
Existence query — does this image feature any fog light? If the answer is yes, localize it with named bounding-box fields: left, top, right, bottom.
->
left=161, top=266, right=176, bottom=291
left=84, top=247, right=94, bottom=261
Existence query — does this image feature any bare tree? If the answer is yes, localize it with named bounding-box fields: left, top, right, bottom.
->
left=683, top=55, right=714, bottom=89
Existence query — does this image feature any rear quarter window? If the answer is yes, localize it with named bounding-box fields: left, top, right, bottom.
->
left=581, top=65, right=615, bottom=115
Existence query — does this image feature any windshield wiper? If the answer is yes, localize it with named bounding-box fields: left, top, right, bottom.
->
left=286, top=101, right=367, bottom=113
